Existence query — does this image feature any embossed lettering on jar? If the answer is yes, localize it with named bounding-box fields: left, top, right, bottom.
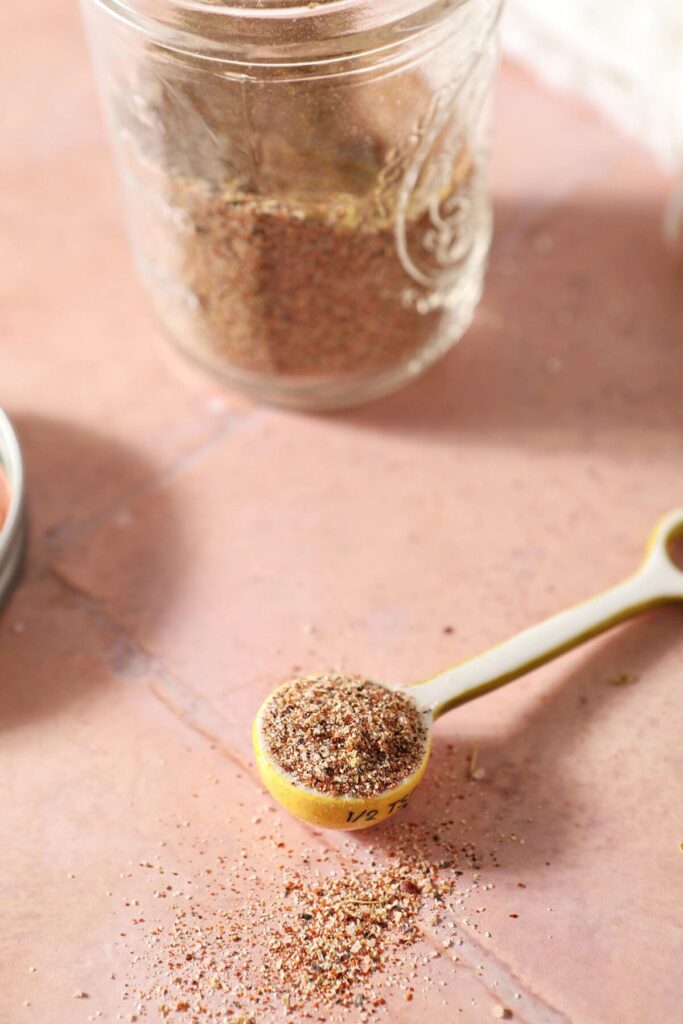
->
left=82, top=0, right=503, bottom=409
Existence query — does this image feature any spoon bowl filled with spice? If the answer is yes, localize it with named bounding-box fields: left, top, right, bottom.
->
left=254, top=510, right=683, bottom=830
left=254, top=673, right=433, bottom=831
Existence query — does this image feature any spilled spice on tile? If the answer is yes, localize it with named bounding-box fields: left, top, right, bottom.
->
left=153, top=853, right=453, bottom=1019
left=260, top=673, right=428, bottom=797
left=115, top=820, right=483, bottom=1022
left=109, top=746, right=527, bottom=1022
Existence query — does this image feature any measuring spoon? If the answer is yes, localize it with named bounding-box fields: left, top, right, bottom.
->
left=253, top=510, right=683, bottom=830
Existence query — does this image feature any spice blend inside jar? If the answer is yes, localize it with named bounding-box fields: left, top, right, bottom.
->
left=84, top=0, right=502, bottom=407
left=127, top=140, right=475, bottom=380
left=260, top=673, right=428, bottom=797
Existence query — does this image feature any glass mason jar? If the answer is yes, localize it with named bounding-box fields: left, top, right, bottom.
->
left=82, top=0, right=503, bottom=410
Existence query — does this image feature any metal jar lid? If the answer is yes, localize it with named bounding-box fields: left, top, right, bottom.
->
left=0, top=407, right=25, bottom=605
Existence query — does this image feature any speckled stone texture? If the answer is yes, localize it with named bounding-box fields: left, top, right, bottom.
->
left=1, top=1, right=682, bottom=1022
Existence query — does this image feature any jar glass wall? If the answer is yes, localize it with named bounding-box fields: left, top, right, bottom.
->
left=82, top=0, right=503, bottom=409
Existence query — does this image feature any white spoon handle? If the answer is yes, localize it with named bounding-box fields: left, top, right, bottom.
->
left=409, top=509, right=683, bottom=719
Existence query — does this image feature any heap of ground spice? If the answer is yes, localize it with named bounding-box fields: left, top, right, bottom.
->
left=156, top=858, right=448, bottom=1020
left=260, top=673, right=428, bottom=798
left=107, top=743, right=530, bottom=1022
left=117, top=816, right=477, bottom=1021
left=264, top=860, right=435, bottom=1010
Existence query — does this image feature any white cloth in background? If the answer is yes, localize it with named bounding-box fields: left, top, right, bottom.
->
left=503, top=0, right=683, bottom=176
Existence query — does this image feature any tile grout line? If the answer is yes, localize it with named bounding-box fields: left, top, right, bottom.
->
left=42, top=402, right=267, bottom=552
left=420, top=919, right=571, bottom=1024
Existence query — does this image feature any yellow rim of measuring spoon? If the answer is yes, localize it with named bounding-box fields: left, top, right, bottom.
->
left=252, top=709, right=432, bottom=831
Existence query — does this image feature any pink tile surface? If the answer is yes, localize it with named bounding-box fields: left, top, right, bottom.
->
left=2, top=579, right=500, bottom=1023
left=1, top=0, right=683, bottom=1022
left=0, top=0, right=249, bottom=545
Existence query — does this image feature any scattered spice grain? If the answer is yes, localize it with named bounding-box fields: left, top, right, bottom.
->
left=467, top=748, right=480, bottom=780
left=260, top=673, right=428, bottom=797
left=608, top=671, right=638, bottom=687
left=119, top=820, right=467, bottom=1019
left=109, top=744, right=531, bottom=1021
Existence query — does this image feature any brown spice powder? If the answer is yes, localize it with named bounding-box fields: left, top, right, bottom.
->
left=111, top=743, right=526, bottom=1022
left=149, top=172, right=475, bottom=379
left=119, top=72, right=474, bottom=384
left=150, top=854, right=449, bottom=1019
left=153, top=183, right=447, bottom=378
left=265, top=861, right=433, bottom=1009
left=260, top=673, right=428, bottom=797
